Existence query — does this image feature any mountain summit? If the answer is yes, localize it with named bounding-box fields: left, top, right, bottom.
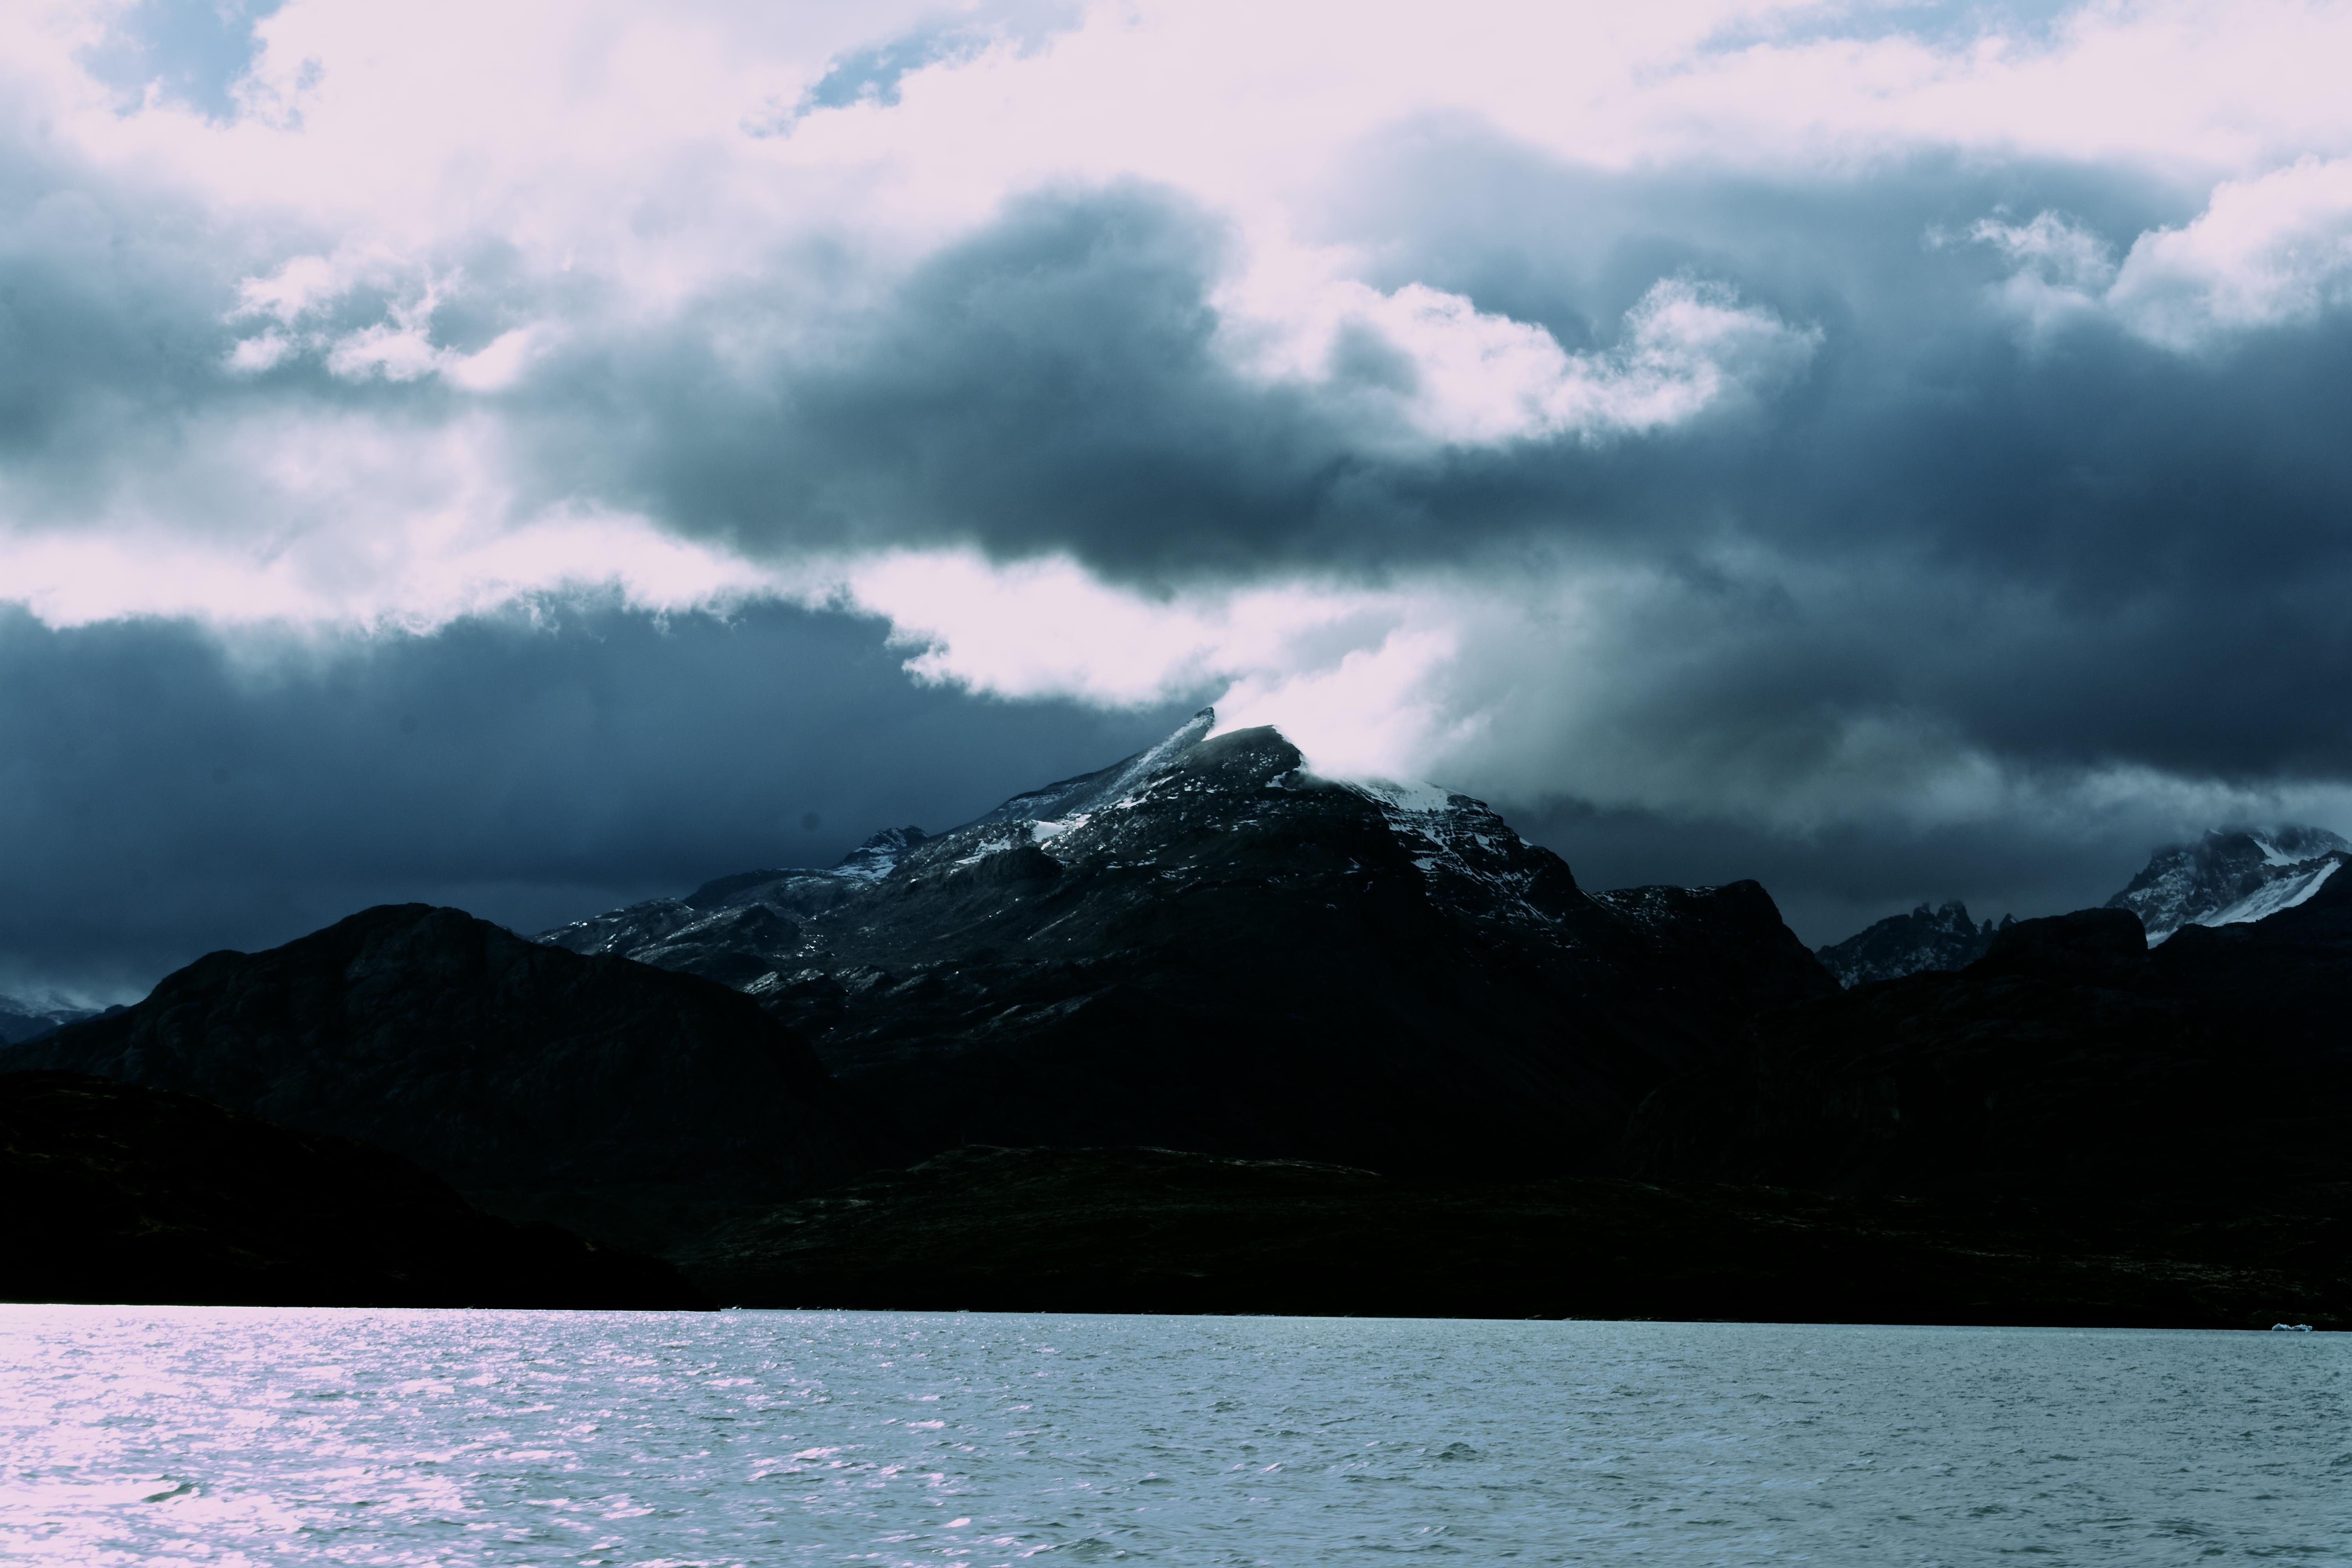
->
left=1813, top=901, right=2011, bottom=988
left=2104, top=826, right=2350, bottom=945
left=542, top=710, right=1835, bottom=1176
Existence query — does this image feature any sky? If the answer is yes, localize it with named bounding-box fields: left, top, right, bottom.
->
left=7, top=0, right=2352, bottom=999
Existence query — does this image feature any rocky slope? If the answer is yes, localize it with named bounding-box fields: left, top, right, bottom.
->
left=1814, top=900, right=2009, bottom=987
left=2105, top=825, right=2349, bottom=944
left=0, top=1071, right=705, bottom=1308
left=5, top=905, right=841, bottom=1249
left=544, top=712, right=1838, bottom=1177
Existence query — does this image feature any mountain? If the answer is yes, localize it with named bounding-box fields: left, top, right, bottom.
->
left=0, top=1071, right=705, bottom=1308
left=15, top=712, right=2344, bottom=1325
left=1622, top=877, right=2352, bottom=1319
left=2105, top=825, right=2350, bottom=945
left=5, top=904, right=840, bottom=1249
left=0, top=995, right=106, bottom=1045
left=544, top=710, right=1838, bottom=1178
left=1813, top=900, right=2010, bottom=987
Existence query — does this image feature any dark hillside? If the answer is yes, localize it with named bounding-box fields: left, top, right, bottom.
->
left=679, top=1145, right=2344, bottom=1328
left=0, top=1071, right=706, bottom=1308
left=7, top=905, right=842, bottom=1249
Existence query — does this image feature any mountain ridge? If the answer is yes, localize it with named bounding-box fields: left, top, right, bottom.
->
left=2104, top=825, right=2350, bottom=945
left=8, top=713, right=2348, bottom=1325
left=6, top=904, right=843, bottom=1249
left=538, top=713, right=1837, bottom=1178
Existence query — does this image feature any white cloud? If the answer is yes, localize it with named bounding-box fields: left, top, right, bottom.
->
left=814, top=544, right=2352, bottom=848
left=0, top=405, right=775, bottom=629
left=1973, top=158, right=2352, bottom=349
left=1225, top=276, right=1819, bottom=448
left=7, top=0, right=2352, bottom=843
left=2107, top=156, right=2352, bottom=348
left=222, top=252, right=553, bottom=388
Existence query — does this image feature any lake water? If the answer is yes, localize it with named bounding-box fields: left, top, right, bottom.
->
left=0, top=1307, right=2341, bottom=1566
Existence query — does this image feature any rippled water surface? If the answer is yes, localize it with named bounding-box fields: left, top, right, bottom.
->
left=0, top=1306, right=2343, bottom=1566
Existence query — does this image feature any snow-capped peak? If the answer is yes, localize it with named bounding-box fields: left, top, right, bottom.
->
left=2105, top=824, right=2351, bottom=945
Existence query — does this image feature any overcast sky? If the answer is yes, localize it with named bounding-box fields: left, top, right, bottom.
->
left=7, top=0, right=2352, bottom=998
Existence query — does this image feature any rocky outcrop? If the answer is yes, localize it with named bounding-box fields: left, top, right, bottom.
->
left=6, top=905, right=841, bottom=1249
left=0, top=1071, right=707, bottom=1308
left=1814, top=901, right=2009, bottom=987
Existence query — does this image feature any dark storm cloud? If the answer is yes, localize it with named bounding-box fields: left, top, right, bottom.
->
left=0, top=134, right=475, bottom=531
left=530, top=151, right=2352, bottom=792
left=0, top=176, right=235, bottom=497
left=0, top=601, right=1193, bottom=998
left=537, top=186, right=1380, bottom=575
left=8, top=69, right=2352, bottom=969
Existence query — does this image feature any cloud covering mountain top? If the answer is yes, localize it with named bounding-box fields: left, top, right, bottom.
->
left=6, top=0, right=2352, bottom=991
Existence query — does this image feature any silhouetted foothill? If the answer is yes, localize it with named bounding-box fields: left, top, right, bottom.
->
left=1971, top=907, right=2150, bottom=979
left=1625, top=862, right=2352, bottom=1312
left=7, top=904, right=841, bottom=1249
left=677, top=1144, right=2343, bottom=1329
left=0, top=1071, right=707, bottom=1308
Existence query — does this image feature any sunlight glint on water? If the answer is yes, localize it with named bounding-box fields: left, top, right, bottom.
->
left=0, top=1307, right=2342, bottom=1565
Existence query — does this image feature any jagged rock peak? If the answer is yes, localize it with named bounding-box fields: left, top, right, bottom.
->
left=2105, top=824, right=2350, bottom=946
left=1814, top=899, right=2013, bottom=989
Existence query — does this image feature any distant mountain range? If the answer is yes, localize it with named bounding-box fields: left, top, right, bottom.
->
left=8, top=708, right=1831, bottom=1259
left=1815, top=823, right=2351, bottom=986
left=1814, top=901, right=2011, bottom=988
left=0, top=996, right=104, bottom=1046
left=7, top=713, right=2349, bottom=1325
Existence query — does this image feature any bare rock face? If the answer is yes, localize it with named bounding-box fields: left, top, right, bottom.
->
left=8, top=905, right=840, bottom=1249
left=2105, top=826, right=2350, bottom=945
left=0, top=1071, right=707, bottom=1309
left=1814, top=901, right=2009, bottom=987
left=544, top=713, right=1837, bottom=1179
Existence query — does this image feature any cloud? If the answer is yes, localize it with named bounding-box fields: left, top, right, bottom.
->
left=7, top=0, right=2352, bottom=984
left=1232, top=275, right=1820, bottom=449
left=0, top=598, right=1196, bottom=999
left=2108, top=157, right=2352, bottom=347
left=224, top=250, right=555, bottom=387
left=1972, top=158, right=2352, bottom=349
